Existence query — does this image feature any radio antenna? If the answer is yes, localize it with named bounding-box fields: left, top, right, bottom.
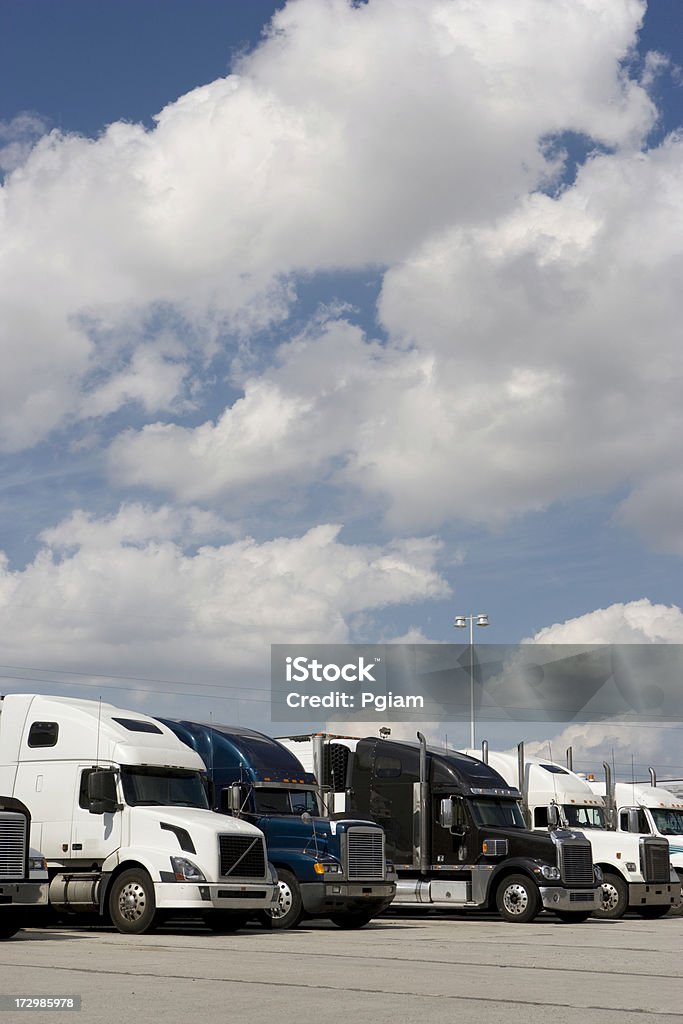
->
left=96, top=696, right=102, bottom=767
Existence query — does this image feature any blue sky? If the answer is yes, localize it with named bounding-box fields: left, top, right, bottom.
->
left=1, top=0, right=682, bottom=774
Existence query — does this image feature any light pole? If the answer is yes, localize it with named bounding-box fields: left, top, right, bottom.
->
left=453, top=613, right=489, bottom=748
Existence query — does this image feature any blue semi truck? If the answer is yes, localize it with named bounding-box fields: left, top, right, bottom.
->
left=157, top=720, right=396, bottom=929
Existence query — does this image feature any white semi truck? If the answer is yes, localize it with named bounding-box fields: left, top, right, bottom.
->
left=0, top=795, right=48, bottom=939
left=0, top=694, right=278, bottom=934
left=588, top=771, right=683, bottom=914
left=464, top=743, right=678, bottom=919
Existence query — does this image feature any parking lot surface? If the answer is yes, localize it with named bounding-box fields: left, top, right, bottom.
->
left=0, top=912, right=680, bottom=1024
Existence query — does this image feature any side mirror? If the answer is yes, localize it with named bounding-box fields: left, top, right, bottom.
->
left=87, top=770, right=118, bottom=815
left=547, top=803, right=561, bottom=829
left=226, top=783, right=244, bottom=814
left=627, top=808, right=642, bottom=833
left=439, top=798, right=453, bottom=830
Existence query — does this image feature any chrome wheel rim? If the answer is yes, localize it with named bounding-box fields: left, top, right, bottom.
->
left=117, top=882, right=147, bottom=922
left=270, top=879, right=294, bottom=920
left=600, top=882, right=620, bottom=913
left=502, top=883, right=529, bottom=916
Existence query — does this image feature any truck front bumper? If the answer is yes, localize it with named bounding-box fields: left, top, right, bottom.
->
left=154, top=881, right=278, bottom=911
left=0, top=882, right=48, bottom=907
left=539, top=885, right=600, bottom=913
left=300, top=881, right=396, bottom=917
left=628, top=882, right=678, bottom=908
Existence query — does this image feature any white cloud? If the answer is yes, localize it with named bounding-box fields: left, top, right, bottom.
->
left=109, top=132, right=683, bottom=544
left=0, top=506, right=448, bottom=682
left=527, top=598, right=683, bottom=644
left=0, top=0, right=655, bottom=451
left=0, top=113, right=47, bottom=172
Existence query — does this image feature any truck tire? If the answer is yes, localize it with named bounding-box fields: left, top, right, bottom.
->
left=263, top=869, right=303, bottom=930
left=0, top=922, right=21, bottom=940
left=593, top=872, right=628, bottom=919
left=636, top=905, right=671, bottom=920
left=204, top=912, right=250, bottom=932
left=108, top=869, right=158, bottom=935
left=554, top=911, right=591, bottom=923
left=329, top=911, right=375, bottom=929
left=668, top=875, right=683, bottom=917
left=495, top=874, right=541, bottom=923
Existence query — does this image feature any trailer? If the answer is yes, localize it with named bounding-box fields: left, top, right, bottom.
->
left=465, top=744, right=678, bottom=919
left=0, top=694, right=277, bottom=934
left=280, top=733, right=600, bottom=923
left=158, top=720, right=396, bottom=929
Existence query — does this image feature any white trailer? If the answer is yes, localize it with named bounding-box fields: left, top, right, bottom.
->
left=464, top=744, right=678, bottom=919
left=588, top=775, right=683, bottom=913
left=0, top=694, right=277, bottom=934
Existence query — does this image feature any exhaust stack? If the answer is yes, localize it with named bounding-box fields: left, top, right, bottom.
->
left=416, top=732, right=429, bottom=875
left=603, top=761, right=616, bottom=829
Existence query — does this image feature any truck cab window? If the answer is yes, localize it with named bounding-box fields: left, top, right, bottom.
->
left=27, top=721, right=59, bottom=747
left=253, top=788, right=319, bottom=815
left=534, top=806, right=549, bottom=827
left=120, top=767, right=208, bottom=809
left=470, top=799, right=526, bottom=829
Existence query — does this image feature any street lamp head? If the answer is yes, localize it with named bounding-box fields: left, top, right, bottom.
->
left=476, top=614, right=489, bottom=627
left=453, top=616, right=467, bottom=628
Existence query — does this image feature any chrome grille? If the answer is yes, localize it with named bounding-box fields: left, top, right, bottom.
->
left=558, top=841, right=593, bottom=885
left=346, top=826, right=384, bottom=880
left=641, top=839, right=670, bottom=883
left=569, top=891, right=595, bottom=903
left=0, top=813, right=27, bottom=879
left=218, top=835, right=266, bottom=879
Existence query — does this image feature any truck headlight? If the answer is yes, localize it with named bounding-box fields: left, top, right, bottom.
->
left=170, top=857, right=206, bottom=882
left=29, top=856, right=47, bottom=873
left=540, top=865, right=561, bottom=880
left=594, top=865, right=603, bottom=882
left=313, top=861, right=342, bottom=875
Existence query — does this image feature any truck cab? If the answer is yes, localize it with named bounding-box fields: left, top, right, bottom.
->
left=0, top=694, right=277, bottom=934
left=588, top=777, right=683, bottom=915
left=158, top=720, right=396, bottom=929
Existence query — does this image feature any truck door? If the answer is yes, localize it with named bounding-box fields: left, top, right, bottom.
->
left=69, top=766, right=122, bottom=862
left=432, top=795, right=476, bottom=867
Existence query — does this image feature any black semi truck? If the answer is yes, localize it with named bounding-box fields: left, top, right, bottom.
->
left=279, top=732, right=601, bottom=923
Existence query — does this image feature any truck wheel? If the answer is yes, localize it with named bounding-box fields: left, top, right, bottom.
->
left=636, top=905, right=671, bottom=920
left=329, top=911, right=375, bottom=929
left=593, top=873, right=628, bottom=919
left=265, top=869, right=303, bottom=930
left=668, top=876, right=683, bottom=917
left=0, top=922, right=21, bottom=940
left=108, top=869, right=158, bottom=935
left=495, top=874, right=541, bottom=923
left=204, top=912, right=250, bottom=932
left=554, top=911, right=591, bottom=923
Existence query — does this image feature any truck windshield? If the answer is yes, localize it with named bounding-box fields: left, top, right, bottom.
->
left=562, top=805, right=606, bottom=829
left=120, top=767, right=209, bottom=808
left=470, top=799, right=526, bottom=828
left=253, top=788, right=319, bottom=815
left=650, top=808, right=683, bottom=835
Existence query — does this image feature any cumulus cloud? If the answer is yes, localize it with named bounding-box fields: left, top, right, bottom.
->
left=0, top=505, right=448, bottom=682
left=109, top=133, right=683, bottom=545
left=0, top=0, right=656, bottom=451
left=528, top=598, right=683, bottom=644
